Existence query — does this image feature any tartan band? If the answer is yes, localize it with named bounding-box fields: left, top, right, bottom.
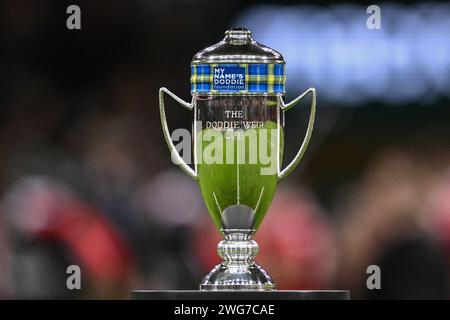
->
left=191, top=63, right=286, bottom=94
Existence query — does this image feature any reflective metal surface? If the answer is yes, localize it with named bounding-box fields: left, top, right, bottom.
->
left=200, top=231, right=275, bottom=291
left=192, top=28, right=285, bottom=64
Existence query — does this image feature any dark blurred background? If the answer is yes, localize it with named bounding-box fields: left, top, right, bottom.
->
left=0, top=0, right=449, bottom=299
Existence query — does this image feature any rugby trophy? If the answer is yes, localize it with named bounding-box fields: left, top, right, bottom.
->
left=159, top=28, right=316, bottom=290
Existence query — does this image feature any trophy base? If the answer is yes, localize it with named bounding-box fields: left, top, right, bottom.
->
left=200, top=227, right=275, bottom=291
left=200, top=262, right=275, bottom=291
left=131, top=290, right=350, bottom=300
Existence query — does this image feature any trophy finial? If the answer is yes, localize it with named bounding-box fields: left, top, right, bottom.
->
left=224, top=27, right=253, bottom=45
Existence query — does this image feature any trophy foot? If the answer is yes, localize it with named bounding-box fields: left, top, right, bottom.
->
left=200, top=262, right=275, bottom=291
left=200, top=231, right=275, bottom=291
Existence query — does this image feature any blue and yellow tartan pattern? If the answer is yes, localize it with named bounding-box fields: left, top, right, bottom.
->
left=191, top=63, right=286, bottom=94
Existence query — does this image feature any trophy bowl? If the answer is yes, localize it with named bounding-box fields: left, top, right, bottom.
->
left=159, top=28, right=316, bottom=291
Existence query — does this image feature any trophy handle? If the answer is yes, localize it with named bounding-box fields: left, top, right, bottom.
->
left=277, top=87, right=316, bottom=182
left=159, top=87, right=197, bottom=180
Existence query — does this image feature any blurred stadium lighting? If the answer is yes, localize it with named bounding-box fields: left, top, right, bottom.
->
left=234, top=3, right=450, bottom=106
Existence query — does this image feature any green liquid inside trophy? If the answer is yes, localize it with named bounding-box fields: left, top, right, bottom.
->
left=159, top=28, right=316, bottom=291
left=197, top=119, right=282, bottom=231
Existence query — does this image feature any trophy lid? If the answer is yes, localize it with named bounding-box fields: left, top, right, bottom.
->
left=190, top=28, right=286, bottom=95
left=192, top=28, right=285, bottom=64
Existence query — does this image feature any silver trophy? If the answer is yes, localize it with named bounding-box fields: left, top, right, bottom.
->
left=159, top=28, right=316, bottom=290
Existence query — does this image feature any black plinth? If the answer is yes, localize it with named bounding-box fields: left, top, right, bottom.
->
left=131, top=290, right=350, bottom=300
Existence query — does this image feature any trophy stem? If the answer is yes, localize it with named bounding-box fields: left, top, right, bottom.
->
left=200, top=231, right=275, bottom=291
